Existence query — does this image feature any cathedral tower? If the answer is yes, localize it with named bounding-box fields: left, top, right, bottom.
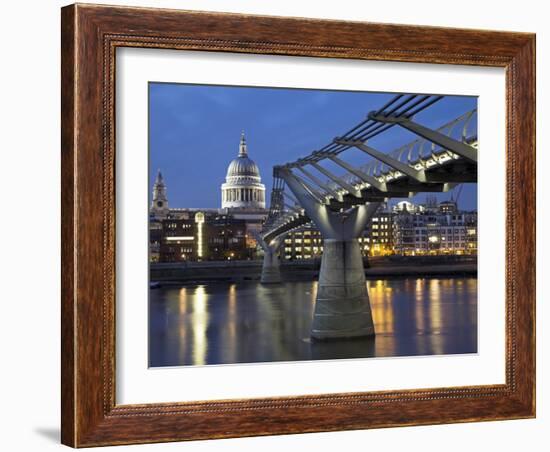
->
left=151, top=169, right=169, bottom=219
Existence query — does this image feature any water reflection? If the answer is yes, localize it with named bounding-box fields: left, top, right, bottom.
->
left=149, top=278, right=477, bottom=367
left=191, top=286, right=209, bottom=365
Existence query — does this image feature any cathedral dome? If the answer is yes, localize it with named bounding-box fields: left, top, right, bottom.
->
left=221, top=131, right=266, bottom=210
left=226, top=156, right=260, bottom=178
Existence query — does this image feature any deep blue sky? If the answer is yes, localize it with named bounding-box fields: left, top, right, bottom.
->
left=149, top=83, right=477, bottom=210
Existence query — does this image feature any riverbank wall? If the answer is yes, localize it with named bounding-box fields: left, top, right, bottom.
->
left=151, top=256, right=477, bottom=284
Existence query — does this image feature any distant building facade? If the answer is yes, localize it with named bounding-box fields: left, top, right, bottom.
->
left=362, top=206, right=394, bottom=256
left=155, top=211, right=257, bottom=262
left=281, top=200, right=477, bottom=260
left=392, top=200, right=477, bottom=255
left=149, top=132, right=268, bottom=263
left=282, top=204, right=395, bottom=260
left=283, top=225, right=324, bottom=261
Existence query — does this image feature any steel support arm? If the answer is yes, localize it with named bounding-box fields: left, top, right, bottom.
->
left=280, top=168, right=327, bottom=210
left=328, top=155, right=387, bottom=192
left=296, top=166, right=342, bottom=201
left=285, top=170, right=326, bottom=204
left=335, top=139, right=427, bottom=182
left=309, top=162, right=362, bottom=197
left=368, top=113, right=478, bottom=162
left=282, top=190, right=298, bottom=205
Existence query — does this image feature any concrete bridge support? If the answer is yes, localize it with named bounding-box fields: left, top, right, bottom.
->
left=258, top=236, right=284, bottom=284
left=313, top=238, right=374, bottom=339
left=280, top=168, right=380, bottom=339
left=261, top=244, right=282, bottom=284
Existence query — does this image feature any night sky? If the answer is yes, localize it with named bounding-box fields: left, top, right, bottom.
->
left=149, top=83, right=478, bottom=211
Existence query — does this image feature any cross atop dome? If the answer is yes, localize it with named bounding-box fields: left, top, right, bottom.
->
left=238, top=130, right=248, bottom=157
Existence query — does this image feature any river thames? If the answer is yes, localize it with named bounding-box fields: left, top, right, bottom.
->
left=149, top=278, right=477, bottom=367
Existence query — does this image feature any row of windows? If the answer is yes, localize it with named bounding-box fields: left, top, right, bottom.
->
left=395, top=219, right=476, bottom=227
left=285, top=246, right=323, bottom=253
left=371, top=217, right=390, bottom=222
left=284, top=238, right=322, bottom=244
left=162, top=247, right=194, bottom=253
left=166, top=223, right=193, bottom=229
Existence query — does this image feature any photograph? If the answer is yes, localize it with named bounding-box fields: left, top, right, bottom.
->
left=52, top=2, right=537, bottom=448
left=147, top=84, right=479, bottom=367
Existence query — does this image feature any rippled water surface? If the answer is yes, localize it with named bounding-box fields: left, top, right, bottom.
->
left=149, top=278, right=477, bottom=367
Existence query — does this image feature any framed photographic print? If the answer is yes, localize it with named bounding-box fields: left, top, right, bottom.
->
left=61, top=3, right=536, bottom=447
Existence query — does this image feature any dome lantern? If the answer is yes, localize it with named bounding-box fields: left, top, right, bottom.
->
left=238, top=130, right=248, bottom=157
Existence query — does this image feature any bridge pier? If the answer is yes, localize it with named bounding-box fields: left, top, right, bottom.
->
left=312, top=238, right=374, bottom=339
left=279, top=167, right=380, bottom=339
left=261, top=245, right=282, bottom=284
left=256, top=235, right=284, bottom=284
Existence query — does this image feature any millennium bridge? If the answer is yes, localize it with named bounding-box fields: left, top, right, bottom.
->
left=257, top=94, right=478, bottom=340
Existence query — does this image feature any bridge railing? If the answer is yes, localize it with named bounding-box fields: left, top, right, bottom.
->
left=333, top=109, right=478, bottom=190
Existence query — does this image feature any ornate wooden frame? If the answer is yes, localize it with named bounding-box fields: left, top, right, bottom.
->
left=61, top=3, right=536, bottom=447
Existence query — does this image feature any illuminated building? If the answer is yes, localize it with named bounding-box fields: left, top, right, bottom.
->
left=439, top=200, right=458, bottom=214
left=220, top=131, right=266, bottom=209
left=361, top=205, right=394, bottom=256
left=283, top=225, right=324, bottom=260
left=159, top=216, right=200, bottom=262
left=280, top=201, right=477, bottom=259
left=392, top=201, right=477, bottom=255
left=206, top=215, right=251, bottom=261
left=149, top=132, right=269, bottom=262
left=282, top=204, right=395, bottom=260
left=149, top=219, right=162, bottom=262
left=156, top=212, right=254, bottom=262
